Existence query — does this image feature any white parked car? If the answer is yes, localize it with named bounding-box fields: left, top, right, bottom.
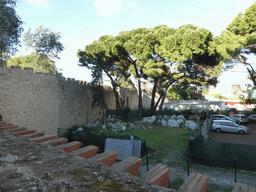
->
left=230, top=114, right=249, bottom=124
left=211, top=115, right=236, bottom=123
left=248, top=115, right=256, bottom=123
left=211, top=120, right=249, bottom=135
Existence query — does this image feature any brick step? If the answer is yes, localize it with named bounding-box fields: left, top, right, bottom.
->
left=0, top=125, right=19, bottom=131
left=86, top=150, right=119, bottom=167
left=13, top=130, right=36, bottom=137
left=54, top=141, right=82, bottom=153
left=109, top=156, right=142, bottom=176
left=7, top=127, right=27, bottom=133
left=0, top=123, right=12, bottom=127
left=0, top=122, right=7, bottom=125
left=29, top=135, right=56, bottom=143
left=139, top=163, right=170, bottom=188
left=68, top=145, right=99, bottom=159
left=178, top=172, right=208, bottom=192
left=40, top=138, right=68, bottom=146
left=232, top=183, right=256, bottom=192
left=18, top=132, right=45, bottom=138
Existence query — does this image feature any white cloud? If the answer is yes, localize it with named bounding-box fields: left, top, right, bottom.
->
left=94, top=0, right=138, bottom=15
left=26, top=0, right=48, bottom=7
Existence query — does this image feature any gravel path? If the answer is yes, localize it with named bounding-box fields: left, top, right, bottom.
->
left=112, top=123, right=256, bottom=191
left=135, top=149, right=256, bottom=191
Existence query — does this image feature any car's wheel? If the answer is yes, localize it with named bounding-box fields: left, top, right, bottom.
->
left=238, top=130, right=245, bottom=135
left=216, top=128, right=221, bottom=133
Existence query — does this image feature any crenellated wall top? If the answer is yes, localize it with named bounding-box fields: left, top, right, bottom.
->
left=3, top=65, right=112, bottom=90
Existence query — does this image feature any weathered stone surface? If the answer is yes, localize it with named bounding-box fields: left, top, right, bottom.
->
left=0, top=131, right=175, bottom=192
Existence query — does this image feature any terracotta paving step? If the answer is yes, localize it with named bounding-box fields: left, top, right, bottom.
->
left=178, top=172, right=208, bottom=192
left=40, top=138, right=68, bottom=146
left=29, top=135, right=56, bottom=144
left=86, top=150, right=119, bottom=167
left=0, top=123, right=13, bottom=127
left=7, top=127, right=27, bottom=133
left=13, top=130, right=36, bottom=137
left=18, top=132, right=45, bottom=138
left=0, top=125, right=19, bottom=131
left=68, top=145, right=99, bottom=159
left=232, top=183, right=256, bottom=192
left=139, top=163, right=170, bottom=188
left=110, top=156, right=143, bottom=176
left=54, top=141, right=82, bottom=153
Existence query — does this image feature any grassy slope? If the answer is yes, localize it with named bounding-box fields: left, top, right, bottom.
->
left=115, top=123, right=255, bottom=191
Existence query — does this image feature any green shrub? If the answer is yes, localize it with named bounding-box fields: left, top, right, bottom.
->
left=122, top=106, right=130, bottom=121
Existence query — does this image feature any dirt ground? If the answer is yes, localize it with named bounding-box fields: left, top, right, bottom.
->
left=208, top=122, right=256, bottom=145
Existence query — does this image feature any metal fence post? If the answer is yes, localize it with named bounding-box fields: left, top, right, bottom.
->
left=235, top=159, right=237, bottom=183
left=188, top=151, right=190, bottom=177
left=147, top=154, right=149, bottom=172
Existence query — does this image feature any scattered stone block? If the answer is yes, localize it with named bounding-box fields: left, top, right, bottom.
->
left=68, top=145, right=99, bottom=159
left=86, top=150, right=119, bottom=167
left=178, top=172, right=208, bottom=192
left=54, top=141, right=82, bottom=153
left=40, top=138, right=68, bottom=146
left=29, top=135, right=56, bottom=144
left=13, top=130, right=36, bottom=136
left=140, top=163, right=170, bottom=188
left=110, top=156, right=142, bottom=176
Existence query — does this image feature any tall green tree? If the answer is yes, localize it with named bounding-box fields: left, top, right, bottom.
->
left=7, top=52, right=61, bottom=74
left=0, top=0, right=23, bottom=67
left=221, top=2, right=256, bottom=88
left=16, top=26, right=65, bottom=74
left=77, top=35, right=130, bottom=117
left=231, top=84, right=243, bottom=98
left=23, top=25, right=64, bottom=60
left=151, top=24, right=222, bottom=122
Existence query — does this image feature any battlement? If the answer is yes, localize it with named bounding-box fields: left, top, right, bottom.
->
left=5, top=65, right=112, bottom=88
left=0, top=66, right=138, bottom=136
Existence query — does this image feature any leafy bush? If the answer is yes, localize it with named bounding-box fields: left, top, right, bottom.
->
left=227, top=108, right=238, bottom=115
left=122, top=106, right=130, bottom=121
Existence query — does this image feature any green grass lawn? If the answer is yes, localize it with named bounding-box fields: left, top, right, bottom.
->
left=68, top=121, right=256, bottom=191
left=119, top=123, right=199, bottom=152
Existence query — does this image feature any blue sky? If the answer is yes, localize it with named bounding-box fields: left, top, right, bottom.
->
left=13, top=0, right=256, bottom=93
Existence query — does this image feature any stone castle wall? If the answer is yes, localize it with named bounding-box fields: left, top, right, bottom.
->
left=0, top=66, right=102, bottom=136
left=0, top=66, right=142, bottom=136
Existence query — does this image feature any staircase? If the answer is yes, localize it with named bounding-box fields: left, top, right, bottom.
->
left=0, top=121, right=210, bottom=191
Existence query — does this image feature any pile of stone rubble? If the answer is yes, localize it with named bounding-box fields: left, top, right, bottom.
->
left=82, top=115, right=199, bottom=134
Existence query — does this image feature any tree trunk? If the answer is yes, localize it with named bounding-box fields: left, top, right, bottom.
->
left=238, top=55, right=256, bottom=88
left=154, top=83, right=169, bottom=124
left=151, top=79, right=158, bottom=114
left=154, top=91, right=164, bottom=111
left=154, top=88, right=168, bottom=124
left=133, top=61, right=143, bottom=119
left=137, top=77, right=143, bottom=119
left=105, top=72, right=124, bottom=118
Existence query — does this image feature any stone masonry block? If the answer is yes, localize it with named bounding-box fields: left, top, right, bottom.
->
left=7, top=127, right=27, bottom=133
left=68, top=145, right=99, bottom=159
left=13, top=130, right=36, bottom=137
left=86, top=150, right=119, bottom=167
left=0, top=123, right=13, bottom=127
left=110, top=156, right=142, bottom=176
left=40, top=138, right=68, bottom=147
left=140, top=163, right=170, bottom=188
left=29, top=135, right=56, bottom=144
left=54, top=141, right=82, bottom=153
left=20, top=132, right=45, bottom=138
